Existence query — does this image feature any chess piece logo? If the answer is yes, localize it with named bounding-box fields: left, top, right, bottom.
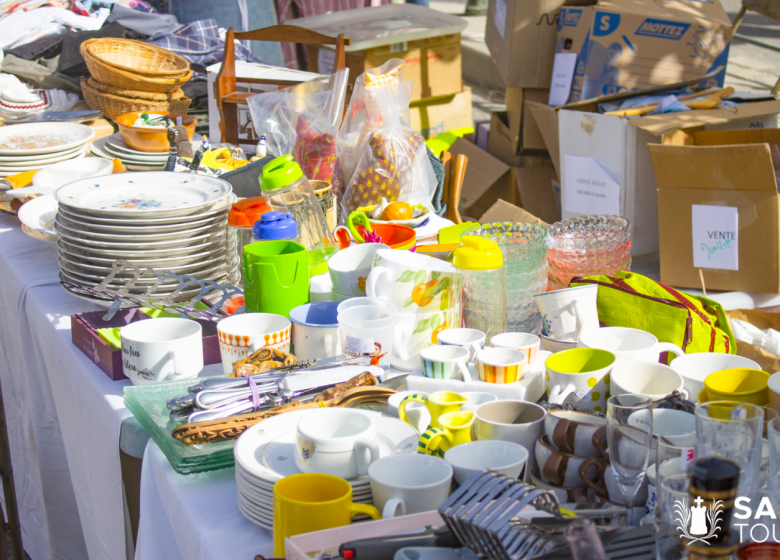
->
left=675, top=495, right=724, bottom=544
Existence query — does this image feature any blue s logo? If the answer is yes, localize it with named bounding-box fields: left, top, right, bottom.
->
left=593, top=12, right=621, bottom=36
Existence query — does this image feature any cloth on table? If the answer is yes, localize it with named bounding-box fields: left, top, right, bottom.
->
left=0, top=86, right=80, bottom=116
left=57, top=21, right=142, bottom=76
left=0, top=6, right=110, bottom=50
left=731, top=318, right=780, bottom=356
left=105, top=4, right=180, bottom=36
left=146, top=19, right=262, bottom=69
left=2, top=29, right=69, bottom=62
left=0, top=55, right=81, bottom=92
left=427, top=146, right=446, bottom=218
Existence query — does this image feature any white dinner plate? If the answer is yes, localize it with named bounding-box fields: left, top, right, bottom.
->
left=54, top=222, right=226, bottom=249
left=55, top=173, right=232, bottom=218
left=56, top=208, right=226, bottom=234
left=103, top=142, right=169, bottom=163
left=55, top=217, right=225, bottom=242
left=57, top=244, right=226, bottom=267
left=57, top=236, right=227, bottom=258
left=105, top=132, right=202, bottom=156
left=17, top=194, right=57, bottom=235
left=59, top=267, right=228, bottom=293
left=0, top=143, right=85, bottom=162
left=57, top=199, right=232, bottom=226
left=58, top=250, right=227, bottom=275
left=0, top=122, right=95, bottom=155
left=22, top=224, right=56, bottom=244
left=0, top=149, right=87, bottom=171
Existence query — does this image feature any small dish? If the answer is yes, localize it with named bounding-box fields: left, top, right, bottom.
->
left=115, top=111, right=197, bottom=153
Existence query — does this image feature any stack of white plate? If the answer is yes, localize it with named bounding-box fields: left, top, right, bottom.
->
left=91, top=133, right=201, bottom=171
left=233, top=409, right=418, bottom=530
left=53, top=172, right=234, bottom=303
left=0, top=123, right=95, bottom=178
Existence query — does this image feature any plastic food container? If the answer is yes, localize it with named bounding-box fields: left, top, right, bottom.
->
left=226, top=196, right=271, bottom=286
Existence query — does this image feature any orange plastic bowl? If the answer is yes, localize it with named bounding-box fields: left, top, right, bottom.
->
left=115, top=111, right=197, bottom=153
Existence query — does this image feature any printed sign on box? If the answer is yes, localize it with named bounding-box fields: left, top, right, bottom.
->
left=564, top=154, right=620, bottom=216
left=692, top=205, right=738, bottom=271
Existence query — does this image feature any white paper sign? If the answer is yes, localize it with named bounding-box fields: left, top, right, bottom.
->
left=317, top=48, right=336, bottom=73
left=494, top=0, right=507, bottom=39
left=564, top=155, right=621, bottom=216
left=692, top=205, right=738, bottom=271
left=548, top=53, right=577, bottom=106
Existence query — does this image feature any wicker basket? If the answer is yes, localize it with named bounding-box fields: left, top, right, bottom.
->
left=81, top=41, right=192, bottom=93
left=81, top=78, right=191, bottom=119
left=85, top=77, right=188, bottom=101
left=84, top=38, right=190, bottom=77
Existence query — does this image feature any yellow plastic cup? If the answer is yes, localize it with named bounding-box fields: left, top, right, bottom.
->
left=704, top=368, right=770, bottom=406
left=418, top=411, right=475, bottom=457
left=273, top=473, right=380, bottom=556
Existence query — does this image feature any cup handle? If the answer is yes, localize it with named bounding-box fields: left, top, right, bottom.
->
left=398, top=394, right=428, bottom=425
left=592, top=426, right=609, bottom=463
left=418, top=427, right=452, bottom=457
left=366, top=267, right=388, bottom=300
left=349, top=502, right=381, bottom=521
left=469, top=342, right=482, bottom=364
left=355, top=436, right=380, bottom=476
left=578, top=458, right=608, bottom=499
left=381, top=498, right=403, bottom=519
left=548, top=383, right=576, bottom=405
left=456, top=359, right=472, bottom=383
left=570, top=299, right=598, bottom=340
left=393, top=326, right=410, bottom=362
left=655, top=342, right=684, bottom=359
left=166, top=349, right=186, bottom=379
left=323, top=334, right=334, bottom=359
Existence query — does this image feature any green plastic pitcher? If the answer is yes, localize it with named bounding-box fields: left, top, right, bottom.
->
left=243, top=240, right=309, bottom=316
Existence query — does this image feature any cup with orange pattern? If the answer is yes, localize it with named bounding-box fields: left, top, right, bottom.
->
left=475, top=348, right=526, bottom=384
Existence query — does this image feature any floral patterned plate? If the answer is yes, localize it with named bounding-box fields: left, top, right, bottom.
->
left=54, top=172, right=232, bottom=218
left=0, top=123, right=95, bottom=156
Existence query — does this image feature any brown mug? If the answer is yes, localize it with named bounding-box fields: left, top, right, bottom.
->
left=544, top=410, right=607, bottom=458
left=534, top=434, right=604, bottom=488
left=591, top=425, right=610, bottom=463
left=531, top=466, right=595, bottom=503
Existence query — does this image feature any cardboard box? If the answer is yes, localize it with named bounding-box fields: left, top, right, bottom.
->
left=506, top=88, right=550, bottom=152
left=725, top=309, right=780, bottom=373
left=513, top=161, right=561, bottom=225
left=481, top=198, right=550, bottom=227
left=408, top=88, right=473, bottom=139
left=488, top=111, right=552, bottom=166
left=557, top=0, right=732, bottom=104
left=308, top=34, right=463, bottom=102
left=486, top=0, right=566, bottom=88
left=649, top=129, right=780, bottom=294
left=527, top=96, right=780, bottom=256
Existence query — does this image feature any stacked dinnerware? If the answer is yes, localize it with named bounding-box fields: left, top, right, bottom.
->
left=547, top=215, right=632, bottom=291
left=466, top=222, right=548, bottom=334
left=53, top=172, right=234, bottom=303
left=0, top=122, right=95, bottom=178
left=90, top=133, right=177, bottom=171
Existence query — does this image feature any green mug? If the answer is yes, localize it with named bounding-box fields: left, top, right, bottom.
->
left=243, top=240, right=309, bottom=317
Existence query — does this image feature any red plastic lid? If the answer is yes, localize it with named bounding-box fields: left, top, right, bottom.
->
left=228, top=197, right=272, bottom=227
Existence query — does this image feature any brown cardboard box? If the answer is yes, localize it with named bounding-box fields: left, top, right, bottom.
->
left=558, top=0, right=732, bottom=104
left=308, top=34, right=462, bottom=102
left=447, top=137, right=515, bottom=220
left=649, top=129, right=780, bottom=294
left=513, top=161, right=560, bottom=225
left=409, top=88, right=473, bottom=139
left=486, top=0, right=566, bottom=88
left=724, top=309, right=780, bottom=374
left=488, top=112, right=550, bottom=167
left=506, top=88, right=549, bottom=152
left=480, top=199, right=549, bottom=227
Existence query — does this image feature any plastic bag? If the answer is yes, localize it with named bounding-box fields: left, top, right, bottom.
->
left=338, top=59, right=437, bottom=218
left=248, top=69, right=348, bottom=199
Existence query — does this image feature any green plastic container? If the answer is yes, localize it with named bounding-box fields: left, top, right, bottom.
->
left=243, top=240, right=309, bottom=316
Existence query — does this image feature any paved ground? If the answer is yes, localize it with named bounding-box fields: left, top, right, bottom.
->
left=430, top=0, right=780, bottom=122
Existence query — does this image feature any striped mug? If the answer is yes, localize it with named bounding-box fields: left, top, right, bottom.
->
left=476, top=348, right=526, bottom=384
left=420, top=345, right=472, bottom=382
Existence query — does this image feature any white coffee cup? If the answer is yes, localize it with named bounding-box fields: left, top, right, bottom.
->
left=392, top=308, right=453, bottom=371
left=669, top=353, right=760, bottom=398
left=368, top=454, right=453, bottom=518
left=444, top=440, right=528, bottom=485
left=216, top=312, right=291, bottom=374
left=491, top=332, right=541, bottom=366
left=120, top=318, right=203, bottom=385
left=289, top=302, right=341, bottom=361
left=294, top=408, right=380, bottom=479
left=578, top=327, right=684, bottom=364
left=459, top=392, right=498, bottom=413
left=328, top=243, right=388, bottom=297
left=533, top=285, right=599, bottom=341
left=420, top=345, right=472, bottom=382
left=437, top=328, right=486, bottom=363
left=628, top=408, right=695, bottom=438
left=610, top=362, right=688, bottom=401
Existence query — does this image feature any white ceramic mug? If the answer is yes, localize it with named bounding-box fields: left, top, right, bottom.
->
left=474, top=400, right=546, bottom=481
left=669, top=353, right=760, bottom=398
left=444, top=440, right=528, bottom=485
left=420, top=345, right=471, bottom=382
left=491, top=332, right=541, bottom=366
left=437, top=328, right=486, bottom=364
left=294, top=408, right=380, bottom=479
left=533, top=285, right=599, bottom=341
left=476, top=348, right=526, bottom=384
left=459, top=392, right=498, bottom=413
left=366, top=249, right=459, bottom=313
left=392, top=308, right=454, bottom=371
left=628, top=408, right=695, bottom=438
left=535, top=434, right=602, bottom=488
left=328, top=243, right=388, bottom=297
left=544, top=348, right=616, bottom=414
left=216, top=313, right=291, bottom=374
left=577, top=327, right=684, bottom=364
left=338, top=304, right=397, bottom=366
left=120, top=318, right=203, bottom=385
left=289, top=302, right=341, bottom=361
left=544, top=410, right=606, bottom=458
left=368, top=454, right=453, bottom=518
left=610, top=362, right=688, bottom=401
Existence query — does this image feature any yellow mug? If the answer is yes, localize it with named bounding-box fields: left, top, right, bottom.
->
left=399, top=391, right=468, bottom=430
left=704, top=368, right=770, bottom=406
left=273, top=473, right=380, bottom=556
left=418, top=411, right=475, bottom=457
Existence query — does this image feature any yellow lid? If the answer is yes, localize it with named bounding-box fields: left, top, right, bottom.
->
left=452, top=236, right=503, bottom=271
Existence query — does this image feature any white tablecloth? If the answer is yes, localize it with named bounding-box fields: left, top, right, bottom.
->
left=135, top=442, right=272, bottom=560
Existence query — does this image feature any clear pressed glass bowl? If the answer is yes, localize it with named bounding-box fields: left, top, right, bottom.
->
left=466, top=222, right=548, bottom=333
left=547, top=215, right=632, bottom=291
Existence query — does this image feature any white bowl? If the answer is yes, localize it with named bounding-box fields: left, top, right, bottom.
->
left=444, top=440, right=529, bottom=485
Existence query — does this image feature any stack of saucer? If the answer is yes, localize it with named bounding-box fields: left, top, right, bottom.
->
left=91, top=133, right=196, bottom=171
left=233, top=409, right=417, bottom=529
left=0, top=122, right=95, bottom=177
left=53, top=172, right=234, bottom=304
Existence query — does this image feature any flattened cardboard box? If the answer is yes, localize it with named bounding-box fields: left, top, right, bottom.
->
left=409, top=88, right=473, bottom=139
left=308, top=34, right=462, bottom=102
left=506, top=87, right=550, bottom=152
left=557, top=0, right=732, bottom=104
left=649, top=129, right=780, bottom=294
left=488, top=111, right=550, bottom=167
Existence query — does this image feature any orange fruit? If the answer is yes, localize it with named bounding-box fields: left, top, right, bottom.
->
left=411, top=279, right=438, bottom=306
left=381, top=201, right=413, bottom=221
